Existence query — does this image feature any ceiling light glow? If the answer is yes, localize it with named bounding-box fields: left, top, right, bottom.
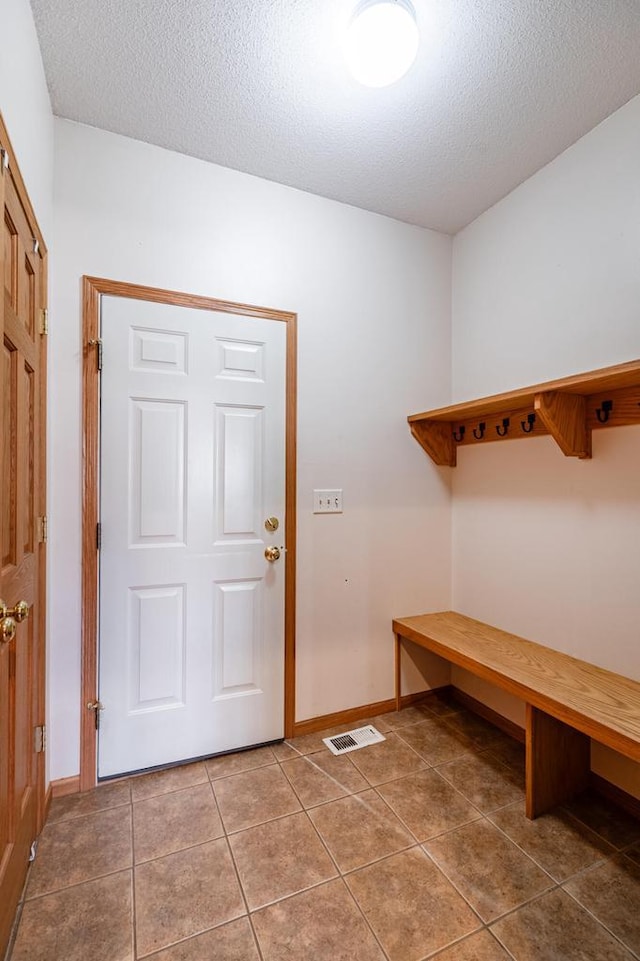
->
left=344, top=0, right=419, bottom=88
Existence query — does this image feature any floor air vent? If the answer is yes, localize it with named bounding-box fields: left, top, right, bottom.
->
left=323, top=725, right=385, bottom=756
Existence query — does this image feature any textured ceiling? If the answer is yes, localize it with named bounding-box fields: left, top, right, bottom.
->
left=31, top=0, right=640, bottom=233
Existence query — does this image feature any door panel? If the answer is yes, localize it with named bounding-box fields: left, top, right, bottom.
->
left=98, top=296, right=286, bottom=777
left=129, top=584, right=186, bottom=710
left=0, top=135, right=46, bottom=957
left=130, top=398, right=186, bottom=544
left=216, top=405, right=263, bottom=537
left=213, top=578, right=263, bottom=696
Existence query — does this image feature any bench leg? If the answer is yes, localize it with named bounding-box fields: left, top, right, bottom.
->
left=525, top=704, right=590, bottom=819
left=394, top=633, right=402, bottom=712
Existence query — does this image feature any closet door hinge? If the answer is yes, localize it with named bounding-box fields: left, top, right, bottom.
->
left=1, top=149, right=8, bottom=173
left=96, top=522, right=102, bottom=550
left=87, top=700, right=104, bottom=730
left=38, top=515, right=48, bottom=544
left=89, top=338, right=103, bottom=370
left=34, top=725, right=46, bottom=754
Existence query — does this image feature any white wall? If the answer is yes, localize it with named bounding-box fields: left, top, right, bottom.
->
left=451, top=94, right=640, bottom=796
left=50, top=119, right=452, bottom=780
left=0, top=0, right=53, bottom=240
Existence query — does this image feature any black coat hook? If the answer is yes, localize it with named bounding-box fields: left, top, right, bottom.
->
left=595, top=400, right=613, bottom=424
left=452, top=425, right=466, bottom=443
left=473, top=422, right=486, bottom=440
left=496, top=417, right=510, bottom=437
left=521, top=413, right=535, bottom=433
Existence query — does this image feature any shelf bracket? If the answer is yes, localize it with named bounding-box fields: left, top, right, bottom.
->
left=410, top=420, right=456, bottom=467
left=534, top=391, right=591, bottom=459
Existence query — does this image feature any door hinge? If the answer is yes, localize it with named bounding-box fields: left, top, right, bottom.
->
left=96, top=522, right=102, bottom=550
left=39, top=308, right=48, bottom=335
left=1, top=148, right=8, bottom=173
left=34, top=725, right=46, bottom=754
left=38, top=515, right=48, bottom=544
left=87, top=700, right=104, bottom=730
left=89, top=338, right=103, bottom=370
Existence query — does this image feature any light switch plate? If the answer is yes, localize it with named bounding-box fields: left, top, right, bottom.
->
left=313, top=489, right=343, bottom=513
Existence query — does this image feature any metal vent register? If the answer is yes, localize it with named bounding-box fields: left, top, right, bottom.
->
left=323, top=725, right=385, bottom=756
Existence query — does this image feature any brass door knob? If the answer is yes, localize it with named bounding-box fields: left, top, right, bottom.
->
left=1, top=617, right=16, bottom=644
left=264, top=546, right=281, bottom=563
left=0, top=599, right=29, bottom=622
left=0, top=599, right=29, bottom=644
left=12, top=600, right=29, bottom=622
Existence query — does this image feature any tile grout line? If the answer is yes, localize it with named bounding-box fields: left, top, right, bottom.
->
left=433, top=743, right=524, bottom=791
left=418, top=842, right=488, bottom=926
left=561, top=881, right=640, bottom=961
left=119, top=780, right=249, bottom=961
left=20, top=864, right=135, bottom=905
left=245, top=916, right=267, bottom=961
left=558, top=807, right=640, bottom=854
left=482, top=923, right=523, bottom=961
left=207, top=770, right=266, bottom=958
left=487, top=809, right=623, bottom=886
left=273, top=754, right=393, bottom=960
left=220, top=834, right=256, bottom=944
left=210, top=755, right=339, bottom=961
left=558, top=804, right=640, bottom=852
left=420, top=926, right=494, bottom=961
left=421, top=802, right=604, bottom=928
left=206, top=753, right=279, bottom=783
left=128, top=790, right=139, bottom=961
left=483, top=814, right=567, bottom=885
left=46, top=799, right=132, bottom=825
left=278, top=747, right=370, bottom=798
left=127, top=761, right=209, bottom=804
left=485, top=881, right=572, bottom=928
left=433, top=754, right=525, bottom=808
left=341, top=875, right=394, bottom=961
left=275, top=768, right=344, bottom=878
left=371, top=770, right=486, bottom=844
left=480, top=876, right=635, bottom=961
left=368, top=785, right=424, bottom=847
left=419, top=806, right=594, bottom=929
left=300, top=785, right=419, bottom=877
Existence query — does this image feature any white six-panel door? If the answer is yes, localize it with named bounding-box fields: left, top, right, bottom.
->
left=98, top=296, right=286, bottom=777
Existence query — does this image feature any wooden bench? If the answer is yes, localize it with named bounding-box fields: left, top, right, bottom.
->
left=392, top=611, right=640, bottom=819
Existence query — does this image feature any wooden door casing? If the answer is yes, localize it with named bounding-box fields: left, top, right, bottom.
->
left=0, top=115, right=47, bottom=956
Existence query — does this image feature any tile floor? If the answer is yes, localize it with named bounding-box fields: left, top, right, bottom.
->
left=7, top=694, right=640, bottom=961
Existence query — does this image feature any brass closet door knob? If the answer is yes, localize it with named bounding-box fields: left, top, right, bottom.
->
left=1, top=617, right=16, bottom=644
left=264, top=546, right=281, bottom=562
left=0, top=600, right=30, bottom=645
left=0, top=599, right=30, bottom=621
left=0, top=601, right=29, bottom=644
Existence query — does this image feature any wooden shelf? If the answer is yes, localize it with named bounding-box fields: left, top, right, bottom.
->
left=408, top=359, right=640, bottom=466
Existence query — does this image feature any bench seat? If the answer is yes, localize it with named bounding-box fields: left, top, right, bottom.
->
left=392, top=611, right=640, bottom=818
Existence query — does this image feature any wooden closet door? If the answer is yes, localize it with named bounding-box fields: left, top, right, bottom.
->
left=0, top=134, right=47, bottom=955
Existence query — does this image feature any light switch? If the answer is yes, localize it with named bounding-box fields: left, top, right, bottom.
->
left=313, top=489, right=343, bottom=513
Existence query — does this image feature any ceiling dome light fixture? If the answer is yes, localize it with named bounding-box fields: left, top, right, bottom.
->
left=344, top=0, right=419, bottom=88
